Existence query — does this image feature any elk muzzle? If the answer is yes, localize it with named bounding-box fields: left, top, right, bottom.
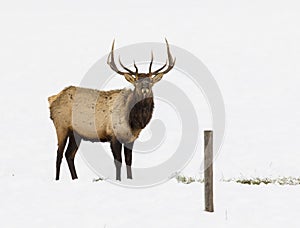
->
left=142, top=88, right=150, bottom=95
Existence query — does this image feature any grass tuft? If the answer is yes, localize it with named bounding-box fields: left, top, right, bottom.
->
left=176, top=175, right=300, bottom=185
left=223, top=177, right=300, bottom=185
left=176, top=175, right=204, bottom=184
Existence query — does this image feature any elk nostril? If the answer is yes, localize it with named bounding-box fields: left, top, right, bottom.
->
left=142, top=88, right=149, bottom=94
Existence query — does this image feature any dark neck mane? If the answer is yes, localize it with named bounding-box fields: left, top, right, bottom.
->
left=128, top=94, right=154, bottom=132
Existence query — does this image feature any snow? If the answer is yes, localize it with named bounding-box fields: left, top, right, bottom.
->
left=1, top=178, right=299, bottom=227
left=1, top=0, right=300, bottom=227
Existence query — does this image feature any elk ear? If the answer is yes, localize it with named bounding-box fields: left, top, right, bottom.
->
left=124, top=73, right=135, bottom=84
left=152, top=73, right=164, bottom=84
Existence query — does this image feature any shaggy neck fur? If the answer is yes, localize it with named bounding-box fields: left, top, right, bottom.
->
left=128, top=90, right=154, bottom=132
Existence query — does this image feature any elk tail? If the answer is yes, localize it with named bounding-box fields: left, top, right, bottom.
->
left=48, top=95, right=58, bottom=107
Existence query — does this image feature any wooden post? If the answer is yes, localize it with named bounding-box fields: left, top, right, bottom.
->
left=204, top=130, right=214, bottom=212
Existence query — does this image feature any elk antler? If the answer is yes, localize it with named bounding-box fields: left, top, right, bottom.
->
left=107, top=39, right=175, bottom=83
left=107, top=40, right=137, bottom=77
left=149, top=39, right=176, bottom=76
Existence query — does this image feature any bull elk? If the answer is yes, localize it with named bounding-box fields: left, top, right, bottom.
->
left=48, top=39, right=175, bottom=181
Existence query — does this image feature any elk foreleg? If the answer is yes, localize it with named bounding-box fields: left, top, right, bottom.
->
left=111, top=138, right=122, bottom=181
left=124, top=142, right=134, bottom=179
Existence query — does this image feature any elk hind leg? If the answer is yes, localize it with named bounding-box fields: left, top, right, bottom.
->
left=65, top=132, right=81, bottom=180
left=55, top=129, right=68, bottom=180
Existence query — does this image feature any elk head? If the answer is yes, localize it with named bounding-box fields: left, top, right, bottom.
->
left=107, top=39, right=176, bottom=99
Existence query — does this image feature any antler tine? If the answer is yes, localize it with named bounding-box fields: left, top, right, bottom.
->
left=118, top=56, right=136, bottom=75
left=164, top=38, right=176, bottom=73
left=107, top=39, right=121, bottom=74
left=133, top=60, right=138, bottom=74
left=149, top=51, right=154, bottom=73
left=165, top=38, right=173, bottom=64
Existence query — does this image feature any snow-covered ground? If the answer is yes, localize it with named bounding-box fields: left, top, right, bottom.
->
left=1, top=178, right=299, bottom=228
left=1, top=0, right=300, bottom=227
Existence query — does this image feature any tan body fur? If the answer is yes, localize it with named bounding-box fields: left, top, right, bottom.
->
left=49, top=86, right=142, bottom=145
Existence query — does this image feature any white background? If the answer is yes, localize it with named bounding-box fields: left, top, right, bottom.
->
left=0, top=0, right=299, bottom=227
